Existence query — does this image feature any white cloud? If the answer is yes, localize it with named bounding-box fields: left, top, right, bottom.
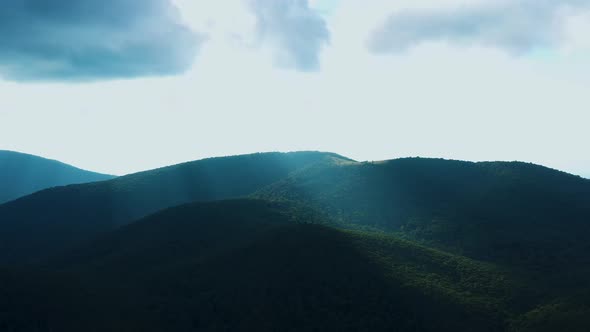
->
left=0, top=0, right=201, bottom=81
left=367, top=0, right=590, bottom=55
left=173, top=0, right=330, bottom=71
left=248, top=0, right=330, bottom=71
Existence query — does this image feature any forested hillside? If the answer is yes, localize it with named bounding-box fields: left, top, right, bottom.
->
left=0, top=151, right=347, bottom=264
left=0, top=200, right=517, bottom=332
left=255, top=158, right=590, bottom=269
left=1, top=153, right=589, bottom=331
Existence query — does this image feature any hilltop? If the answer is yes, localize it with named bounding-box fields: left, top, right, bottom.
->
left=0, top=150, right=114, bottom=204
left=0, top=151, right=348, bottom=264
left=254, top=157, right=590, bottom=269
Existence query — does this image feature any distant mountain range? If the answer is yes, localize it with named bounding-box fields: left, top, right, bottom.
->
left=0, top=150, right=115, bottom=204
left=0, top=151, right=589, bottom=331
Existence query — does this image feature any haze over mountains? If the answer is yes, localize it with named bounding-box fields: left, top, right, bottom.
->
left=0, top=150, right=115, bottom=204
left=0, top=150, right=589, bottom=331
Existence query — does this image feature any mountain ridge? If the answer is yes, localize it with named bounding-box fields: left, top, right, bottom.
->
left=0, top=151, right=347, bottom=264
left=0, top=151, right=589, bottom=330
left=253, top=156, right=590, bottom=269
left=0, top=150, right=115, bottom=204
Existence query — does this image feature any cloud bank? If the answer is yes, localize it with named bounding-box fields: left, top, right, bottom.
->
left=0, top=0, right=201, bottom=81
left=249, top=0, right=330, bottom=71
left=368, top=0, right=590, bottom=55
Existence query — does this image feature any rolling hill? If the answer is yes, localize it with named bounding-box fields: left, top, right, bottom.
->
left=0, top=150, right=114, bottom=204
left=0, top=199, right=517, bottom=332
left=0, top=153, right=589, bottom=330
left=0, top=151, right=348, bottom=264
left=254, top=158, right=590, bottom=271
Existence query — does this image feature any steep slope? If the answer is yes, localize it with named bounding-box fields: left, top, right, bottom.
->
left=0, top=151, right=347, bottom=264
left=254, top=158, right=590, bottom=270
left=0, top=150, right=114, bottom=204
left=2, top=200, right=514, bottom=332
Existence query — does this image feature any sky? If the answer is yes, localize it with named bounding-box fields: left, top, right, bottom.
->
left=0, top=0, right=589, bottom=177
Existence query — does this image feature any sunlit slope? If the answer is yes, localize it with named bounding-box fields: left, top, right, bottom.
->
left=3, top=199, right=512, bottom=332
left=0, top=151, right=347, bottom=264
left=0, top=150, right=114, bottom=204
left=254, top=158, right=590, bottom=268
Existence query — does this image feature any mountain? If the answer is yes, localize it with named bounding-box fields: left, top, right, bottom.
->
left=0, top=199, right=516, bottom=332
left=1, top=153, right=590, bottom=330
left=254, top=157, right=590, bottom=271
left=0, top=150, right=114, bottom=204
left=0, top=151, right=348, bottom=264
